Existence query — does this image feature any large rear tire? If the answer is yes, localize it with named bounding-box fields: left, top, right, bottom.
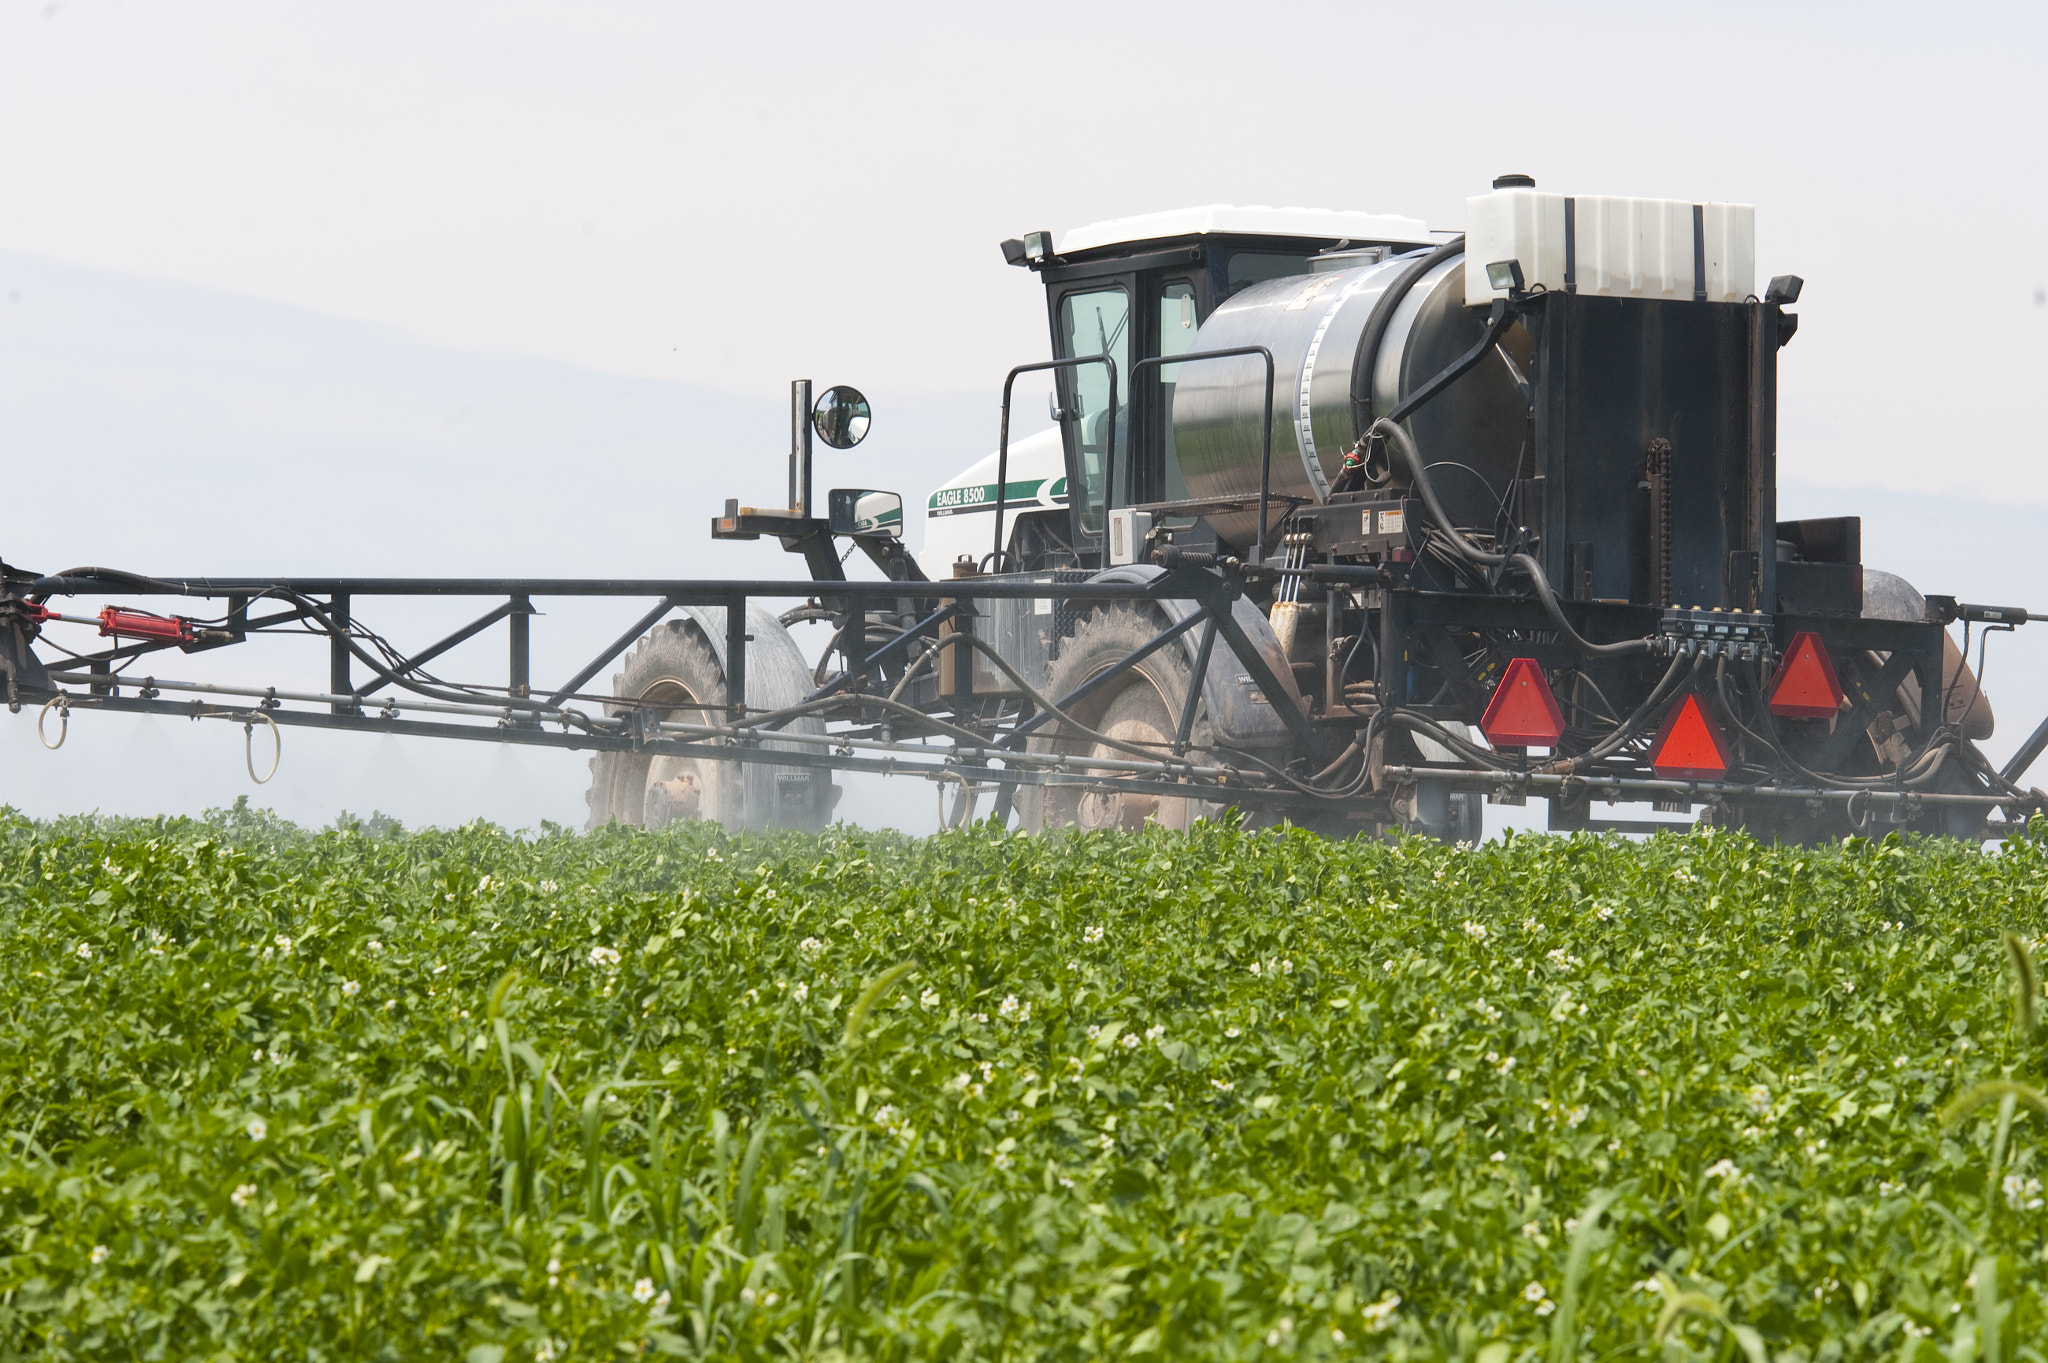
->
left=1020, top=604, right=1228, bottom=833
left=584, top=611, right=836, bottom=833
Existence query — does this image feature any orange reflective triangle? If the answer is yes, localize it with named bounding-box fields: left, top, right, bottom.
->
left=1767, top=630, right=1843, bottom=719
left=1650, top=693, right=1731, bottom=780
left=1480, top=656, right=1566, bottom=748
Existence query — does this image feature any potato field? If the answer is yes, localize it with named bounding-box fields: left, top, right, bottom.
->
left=2, top=802, right=2047, bottom=1361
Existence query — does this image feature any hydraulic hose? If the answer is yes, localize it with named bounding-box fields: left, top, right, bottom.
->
left=1380, top=707, right=1513, bottom=769
left=1375, top=417, right=1649, bottom=659
left=1543, top=650, right=1702, bottom=775
left=1507, top=553, right=1653, bottom=658
left=28, top=566, right=193, bottom=605
left=1375, top=418, right=1650, bottom=659
left=271, top=591, right=560, bottom=716
left=1721, top=656, right=1958, bottom=791
left=727, top=633, right=1209, bottom=775
left=1372, top=418, right=1503, bottom=565
left=1348, top=236, right=1465, bottom=438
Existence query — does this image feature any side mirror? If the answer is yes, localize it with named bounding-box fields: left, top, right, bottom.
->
left=828, top=488, right=903, bottom=538
left=812, top=385, right=871, bottom=449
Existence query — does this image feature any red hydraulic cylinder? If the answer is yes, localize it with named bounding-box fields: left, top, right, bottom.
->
left=97, top=607, right=195, bottom=644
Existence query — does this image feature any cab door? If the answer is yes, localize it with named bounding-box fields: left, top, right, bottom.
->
left=1048, top=278, right=1132, bottom=555
left=1047, top=266, right=1212, bottom=558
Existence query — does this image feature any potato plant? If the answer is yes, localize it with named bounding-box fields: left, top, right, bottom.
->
left=1, top=800, right=2045, bottom=1361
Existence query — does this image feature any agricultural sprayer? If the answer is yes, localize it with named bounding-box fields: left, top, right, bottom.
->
left=5, top=176, right=2043, bottom=842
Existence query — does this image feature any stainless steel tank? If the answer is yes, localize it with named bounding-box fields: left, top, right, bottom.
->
left=1171, top=248, right=1531, bottom=547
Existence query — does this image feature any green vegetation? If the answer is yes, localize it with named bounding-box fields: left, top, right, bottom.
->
left=2, top=802, right=2047, bottom=1361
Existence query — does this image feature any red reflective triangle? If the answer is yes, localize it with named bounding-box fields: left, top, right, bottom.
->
left=1650, top=693, right=1731, bottom=780
left=1767, top=630, right=1843, bottom=719
left=1480, top=657, right=1566, bottom=748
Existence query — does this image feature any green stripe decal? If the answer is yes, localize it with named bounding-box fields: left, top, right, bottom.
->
left=928, top=478, right=1059, bottom=515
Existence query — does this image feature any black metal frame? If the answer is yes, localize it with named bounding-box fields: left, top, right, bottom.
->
left=5, top=564, right=1353, bottom=820
left=6, top=549, right=2039, bottom=837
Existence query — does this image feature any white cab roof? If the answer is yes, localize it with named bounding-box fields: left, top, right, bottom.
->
left=1056, top=204, right=1439, bottom=255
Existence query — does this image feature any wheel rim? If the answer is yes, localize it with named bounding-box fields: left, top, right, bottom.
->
left=612, top=677, right=723, bottom=828
left=1073, top=673, right=1199, bottom=832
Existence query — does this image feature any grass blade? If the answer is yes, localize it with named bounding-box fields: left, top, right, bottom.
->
left=736, top=1118, right=769, bottom=1254
left=2005, top=933, right=2039, bottom=1037
left=1976, top=1255, right=2003, bottom=1363
left=1653, top=1290, right=1728, bottom=1340
left=1939, top=1079, right=2048, bottom=1129
left=1655, top=1289, right=1765, bottom=1363
left=1547, top=1187, right=1620, bottom=1363
left=582, top=1087, right=607, bottom=1222
left=842, top=960, right=917, bottom=1049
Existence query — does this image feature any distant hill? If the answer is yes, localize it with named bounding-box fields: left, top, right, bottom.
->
left=0, top=251, right=994, bottom=831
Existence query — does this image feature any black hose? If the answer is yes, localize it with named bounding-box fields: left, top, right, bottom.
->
left=1371, top=419, right=1503, bottom=564
left=1370, top=418, right=1648, bottom=658
left=269, top=592, right=560, bottom=715
left=1507, top=553, right=1653, bottom=659
left=1348, top=236, right=1464, bottom=439
left=1380, top=708, right=1513, bottom=769
left=1730, top=655, right=1957, bottom=791
left=1551, top=651, right=1702, bottom=773
left=1339, top=624, right=1375, bottom=689
left=29, top=566, right=193, bottom=607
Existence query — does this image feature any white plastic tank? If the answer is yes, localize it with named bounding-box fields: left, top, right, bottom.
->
left=1465, top=185, right=1754, bottom=304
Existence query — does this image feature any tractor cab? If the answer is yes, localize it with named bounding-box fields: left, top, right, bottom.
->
left=995, top=206, right=1441, bottom=569
left=722, top=205, right=1446, bottom=582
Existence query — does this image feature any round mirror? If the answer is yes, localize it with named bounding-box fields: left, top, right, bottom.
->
left=812, top=385, right=871, bottom=450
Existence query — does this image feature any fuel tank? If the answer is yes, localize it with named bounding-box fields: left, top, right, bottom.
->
left=1170, top=248, right=1529, bottom=548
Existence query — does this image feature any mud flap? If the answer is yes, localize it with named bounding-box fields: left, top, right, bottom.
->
left=1399, top=724, right=1484, bottom=842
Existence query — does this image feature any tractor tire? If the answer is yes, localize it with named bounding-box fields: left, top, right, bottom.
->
left=584, top=609, right=836, bottom=833
left=1020, top=604, right=1232, bottom=833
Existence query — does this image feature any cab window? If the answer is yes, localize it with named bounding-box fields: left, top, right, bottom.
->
left=1156, top=280, right=1197, bottom=504
left=1056, top=286, right=1129, bottom=533
left=1224, top=250, right=1314, bottom=299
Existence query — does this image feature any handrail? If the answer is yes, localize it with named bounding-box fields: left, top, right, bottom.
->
left=992, top=355, right=1118, bottom=567
left=1130, top=345, right=1276, bottom=563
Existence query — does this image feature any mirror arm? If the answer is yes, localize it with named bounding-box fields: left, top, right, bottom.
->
left=790, top=379, right=814, bottom=517
left=853, top=537, right=925, bottom=581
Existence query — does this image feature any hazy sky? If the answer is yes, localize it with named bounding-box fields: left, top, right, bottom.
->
left=4, top=0, right=2045, bottom=496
